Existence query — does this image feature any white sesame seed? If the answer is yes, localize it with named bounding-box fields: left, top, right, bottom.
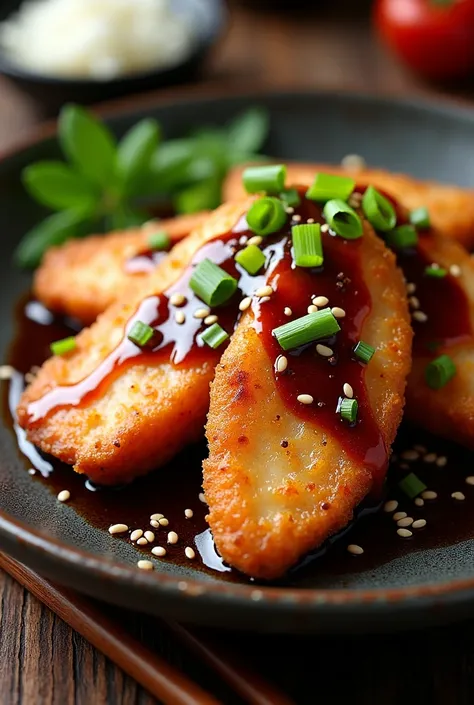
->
left=152, top=546, right=166, bottom=557
left=57, top=490, right=70, bottom=502
left=204, top=315, right=218, bottom=326
left=307, top=218, right=315, bottom=224
left=167, top=531, right=179, bottom=544
left=348, top=196, right=360, bottom=208
left=331, top=307, right=346, bottom=319
left=436, top=456, right=447, bottom=467
left=465, top=476, right=474, bottom=486
left=239, top=297, right=252, bottom=312
left=199, top=492, right=206, bottom=504
left=347, top=544, right=364, bottom=555
left=321, top=224, right=330, bottom=233
left=130, top=529, right=143, bottom=542
left=452, top=491, right=466, bottom=501
left=409, top=296, right=420, bottom=310
left=194, top=307, right=210, bottom=319
left=450, top=264, right=461, bottom=277
left=421, top=490, right=437, bottom=500
left=414, top=498, right=425, bottom=507
left=259, top=296, right=270, bottom=304
left=185, top=547, right=196, bottom=560
left=275, top=355, right=288, bottom=373
left=285, top=207, right=294, bottom=215
left=297, top=394, right=314, bottom=405
left=412, top=519, right=427, bottom=529
left=393, top=512, right=407, bottom=521
left=292, top=214, right=302, bottom=222
left=384, top=500, right=398, bottom=513
left=307, top=305, right=318, bottom=314
left=397, top=517, right=414, bottom=528
left=137, top=560, right=154, bottom=571
left=247, top=235, right=262, bottom=246
left=0, top=365, right=14, bottom=380
left=144, top=531, right=155, bottom=543
left=343, top=383, right=353, bottom=399
left=150, top=513, right=164, bottom=521
left=423, top=453, right=437, bottom=464
left=397, top=528, right=413, bottom=538
left=109, top=524, right=128, bottom=535
left=184, top=509, right=193, bottom=519
left=28, top=468, right=36, bottom=475
left=150, top=520, right=160, bottom=529
left=401, top=450, right=419, bottom=461
left=406, top=283, right=416, bottom=294
left=137, top=537, right=148, bottom=546
left=158, top=518, right=169, bottom=527
left=239, top=235, right=248, bottom=245
left=313, top=296, right=329, bottom=307
left=284, top=307, right=292, bottom=317
left=169, top=293, right=186, bottom=307
left=412, top=311, right=428, bottom=322
left=316, top=344, right=333, bottom=357
left=341, top=154, right=367, bottom=171
left=255, top=285, right=273, bottom=298
left=175, top=311, right=185, bottom=325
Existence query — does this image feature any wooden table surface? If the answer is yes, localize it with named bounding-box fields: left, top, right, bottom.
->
left=2, top=2, right=474, bottom=703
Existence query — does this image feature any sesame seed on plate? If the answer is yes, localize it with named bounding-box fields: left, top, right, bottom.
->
left=130, top=529, right=143, bottom=542
left=436, top=456, right=447, bottom=467
left=401, top=450, right=419, bottom=461
left=150, top=513, right=163, bottom=521
left=248, top=235, right=262, bottom=246
left=255, top=285, right=274, bottom=298
left=332, top=307, right=346, bottom=318
left=341, top=154, right=367, bottom=170
left=175, top=311, right=185, bottom=325
left=204, top=315, right=218, bottom=326
left=409, top=296, right=420, bottom=310
left=423, top=453, right=437, bottom=463
left=397, top=528, right=413, bottom=538
left=384, top=500, right=398, bottom=513
left=0, top=365, right=14, bottom=380
left=167, top=531, right=179, bottom=544
left=57, top=490, right=70, bottom=502
left=150, top=519, right=160, bottom=529
left=158, top=517, right=169, bottom=526
left=284, top=307, right=292, bottom=317
left=412, top=311, right=428, bottom=322
left=275, top=355, right=288, bottom=373
left=321, top=224, right=330, bottom=233
left=199, top=492, right=206, bottom=503
left=137, top=560, right=154, bottom=571
left=285, top=206, right=294, bottom=214
left=313, top=296, right=329, bottom=307
left=259, top=296, right=270, bottom=304
left=452, top=491, right=466, bottom=501
left=185, top=547, right=196, bottom=560
left=152, top=546, right=166, bottom=557
left=137, top=537, right=148, bottom=546
left=412, top=519, right=427, bottom=529
left=297, top=394, right=314, bottom=405
left=465, top=476, right=474, bottom=486
left=194, top=307, right=210, bottom=319
left=406, top=282, right=416, bottom=294
left=347, top=544, right=364, bottom=555
left=144, top=531, right=155, bottom=543
left=414, top=498, right=424, bottom=507
left=239, top=297, right=252, bottom=312
left=307, top=305, right=318, bottom=314
left=393, top=511, right=407, bottom=521
left=184, top=509, right=193, bottom=519
left=28, top=468, right=36, bottom=475
left=421, top=490, right=437, bottom=500
left=169, top=293, right=186, bottom=307
left=307, top=218, right=315, bottom=224
left=239, top=235, right=248, bottom=245
left=343, top=383, right=353, bottom=399
left=316, top=344, right=333, bottom=357
left=450, top=264, right=461, bottom=277
left=292, top=214, right=302, bottom=222
left=397, top=517, right=414, bottom=528
left=109, top=523, right=128, bottom=535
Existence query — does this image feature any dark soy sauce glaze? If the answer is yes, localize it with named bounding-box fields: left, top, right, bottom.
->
left=124, top=249, right=168, bottom=274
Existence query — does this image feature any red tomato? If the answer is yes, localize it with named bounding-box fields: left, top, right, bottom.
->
left=374, top=0, right=474, bottom=80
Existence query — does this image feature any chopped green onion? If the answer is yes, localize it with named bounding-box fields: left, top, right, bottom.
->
left=242, top=164, right=287, bottom=194
left=425, top=354, right=456, bottom=390
left=235, top=244, right=266, bottom=275
left=362, top=186, right=397, bottom=233
left=340, top=398, right=358, bottom=423
left=354, top=340, right=375, bottom=363
left=246, top=197, right=287, bottom=236
left=323, top=199, right=363, bottom=239
left=425, top=265, right=447, bottom=278
left=385, top=225, right=418, bottom=250
left=410, top=207, right=431, bottom=230
left=127, top=320, right=154, bottom=347
left=398, top=472, right=427, bottom=499
left=190, top=258, right=237, bottom=307
left=292, top=223, right=323, bottom=268
left=279, top=188, right=301, bottom=208
left=200, top=323, right=229, bottom=349
left=50, top=336, right=76, bottom=356
left=148, top=230, right=170, bottom=251
left=273, top=309, right=341, bottom=351
left=306, top=173, right=355, bottom=202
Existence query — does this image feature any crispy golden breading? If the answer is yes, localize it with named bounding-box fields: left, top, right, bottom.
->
left=18, top=202, right=254, bottom=486
left=203, top=221, right=412, bottom=579
left=34, top=212, right=210, bottom=324
left=224, top=163, right=474, bottom=249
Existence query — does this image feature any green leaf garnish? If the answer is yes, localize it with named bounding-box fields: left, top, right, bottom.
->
left=14, top=209, right=89, bottom=268
left=116, top=118, right=161, bottom=195
left=22, top=161, right=99, bottom=213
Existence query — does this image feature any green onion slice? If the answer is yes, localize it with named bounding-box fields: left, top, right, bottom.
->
left=425, top=354, right=456, bottom=390
left=127, top=320, right=154, bottom=347
left=273, top=309, right=341, bottom=351
left=190, top=258, right=237, bottom=307
left=148, top=230, right=170, bottom=251
left=362, top=186, right=397, bottom=232
left=410, top=207, right=431, bottom=230
left=323, top=199, right=363, bottom=239
left=246, top=197, right=287, bottom=236
left=279, top=188, right=301, bottom=208
left=292, top=223, right=323, bottom=268
left=235, top=244, right=266, bottom=275
left=399, top=472, right=427, bottom=500
left=340, top=397, right=358, bottom=423
left=200, top=323, right=229, bottom=349
left=306, top=173, right=355, bottom=203
left=385, top=225, right=418, bottom=250
left=425, top=265, right=447, bottom=278
left=50, top=336, right=76, bottom=356
left=354, top=341, right=375, bottom=363
left=242, top=165, right=287, bottom=194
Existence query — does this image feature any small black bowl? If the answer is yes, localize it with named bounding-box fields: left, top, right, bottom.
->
left=0, top=0, right=227, bottom=114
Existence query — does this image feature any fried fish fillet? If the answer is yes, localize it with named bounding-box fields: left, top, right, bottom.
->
left=34, top=212, right=210, bottom=324
left=224, top=163, right=474, bottom=249
left=17, top=201, right=254, bottom=486
left=204, top=221, right=412, bottom=579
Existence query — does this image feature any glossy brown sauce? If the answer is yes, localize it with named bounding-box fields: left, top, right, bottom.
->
left=124, top=249, right=168, bottom=274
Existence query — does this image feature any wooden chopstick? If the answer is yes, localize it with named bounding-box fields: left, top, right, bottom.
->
left=0, top=553, right=294, bottom=705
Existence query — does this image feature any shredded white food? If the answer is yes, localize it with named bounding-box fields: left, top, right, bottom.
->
left=0, top=0, right=194, bottom=80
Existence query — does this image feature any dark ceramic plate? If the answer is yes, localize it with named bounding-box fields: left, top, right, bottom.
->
left=2, top=90, right=474, bottom=634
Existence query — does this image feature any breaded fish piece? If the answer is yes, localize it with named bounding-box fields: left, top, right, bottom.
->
left=18, top=201, right=254, bottom=486
left=224, top=163, right=474, bottom=249
left=204, top=221, right=412, bottom=579
left=34, top=212, right=210, bottom=324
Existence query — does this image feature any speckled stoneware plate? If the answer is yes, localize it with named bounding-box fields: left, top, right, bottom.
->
left=2, top=90, right=474, bottom=634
